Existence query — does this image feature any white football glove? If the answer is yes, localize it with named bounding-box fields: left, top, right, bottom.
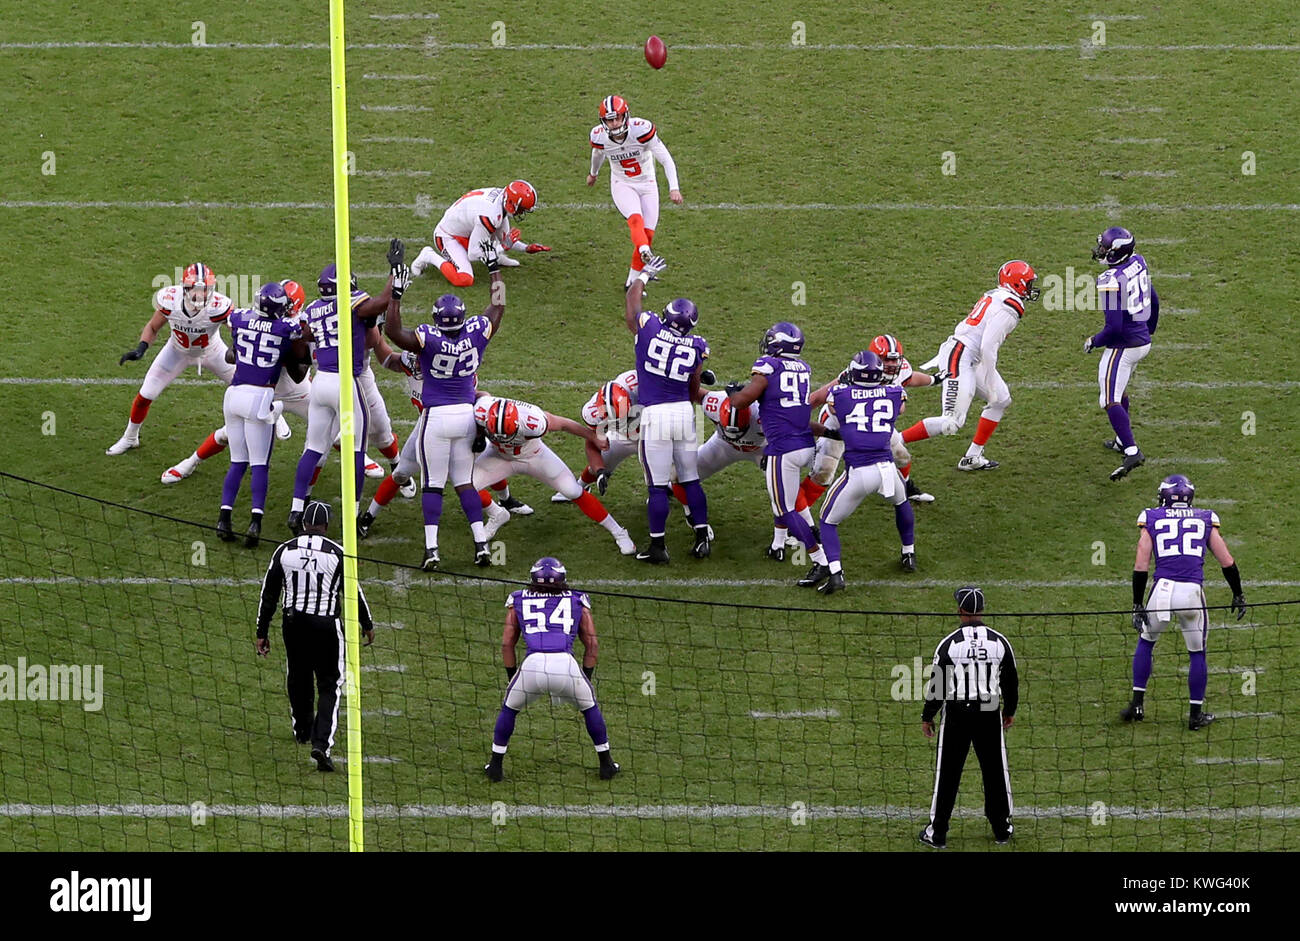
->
left=1083, top=336, right=1095, bottom=353
left=639, top=255, right=668, bottom=282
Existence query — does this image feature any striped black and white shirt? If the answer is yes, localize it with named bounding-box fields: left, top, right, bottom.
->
left=256, top=534, right=374, bottom=637
left=921, top=621, right=1019, bottom=722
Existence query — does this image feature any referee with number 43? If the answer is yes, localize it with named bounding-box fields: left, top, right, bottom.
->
left=919, top=586, right=1018, bottom=850
left=256, top=501, right=374, bottom=773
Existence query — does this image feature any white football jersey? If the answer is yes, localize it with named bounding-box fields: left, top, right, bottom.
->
left=436, top=187, right=507, bottom=240
left=581, top=370, right=642, bottom=442
left=590, top=118, right=674, bottom=187
left=154, top=285, right=232, bottom=357
left=952, top=287, right=1023, bottom=362
left=399, top=350, right=423, bottom=407
left=889, top=356, right=915, bottom=386
left=475, top=399, right=548, bottom=456
left=702, top=391, right=765, bottom=450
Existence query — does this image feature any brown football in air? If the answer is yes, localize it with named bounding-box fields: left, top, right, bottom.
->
left=645, top=35, right=667, bottom=69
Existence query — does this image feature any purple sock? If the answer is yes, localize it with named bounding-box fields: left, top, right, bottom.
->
left=221, top=462, right=247, bottom=509
left=492, top=706, right=518, bottom=748
left=421, top=489, right=444, bottom=526
left=895, top=500, right=915, bottom=546
left=457, top=487, right=484, bottom=525
left=1133, top=637, right=1155, bottom=689
left=1188, top=651, right=1208, bottom=703
left=582, top=705, right=609, bottom=748
left=1121, top=395, right=1131, bottom=415
left=250, top=464, right=270, bottom=513
left=647, top=486, right=670, bottom=537
left=681, top=479, right=708, bottom=526
left=353, top=451, right=366, bottom=495
left=785, top=510, right=817, bottom=550
left=294, top=449, right=323, bottom=500
left=820, top=522, right=841, bottom=563
left=1107, top=403, right=1136, bottom=449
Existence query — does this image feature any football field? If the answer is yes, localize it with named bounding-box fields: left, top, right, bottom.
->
left=0, top=0, right=1298, bottom=851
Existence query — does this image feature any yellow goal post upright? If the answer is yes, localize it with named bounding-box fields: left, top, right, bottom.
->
left=328, top=0, right=365, bottom=852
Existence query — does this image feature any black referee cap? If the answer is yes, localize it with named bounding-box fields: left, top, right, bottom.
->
left=954, top=585, right=985, bottom=614
left=303, top=501, right=332, bottom=530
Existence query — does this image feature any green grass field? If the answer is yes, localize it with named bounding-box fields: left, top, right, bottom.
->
left=1, top=0, right=1298, bottom=851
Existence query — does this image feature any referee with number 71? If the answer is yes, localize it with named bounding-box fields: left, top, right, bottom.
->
left=919, top=586, right=1018, bottom=849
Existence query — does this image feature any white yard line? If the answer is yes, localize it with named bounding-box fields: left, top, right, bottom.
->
left=749, top=708, right=840, bottom=719
left=1, top=802, right=1297, bottom=820
left=1194, top=757, right=1282, bottom=766
left=1098, top=137, right=1168, bottom=144
left=1093, top=106, right=1165, bottom=114
left=1145, top=417, right=1219, bottom=425
left=1082, top=13, right=1146, bottom=19
left=1217, top=711, right=1279, bottom=719
left=360, top=664, right=407, bottom=673
left=333, top=756, right=402, bottom=763
left=1142, top=237, right=1185, bottom=244
left=369, top=12, right=439, bottom=19
left=362, top=73, right=439, bottom=81
left=1099, top=170, right=1177, bottom=178
left=358, top=136, right=435, bottom=144
left=1085, top=75, right=1161, bottom=81
left=1163, top=307, right=1201, bottom=314
left=1151, top=272, right=1193, bottom=279
left=360, top=104, right=435, bottom=113
left=1146, top=457, right=1228, bottom=464
left=353, top=169, right=433, bottom=177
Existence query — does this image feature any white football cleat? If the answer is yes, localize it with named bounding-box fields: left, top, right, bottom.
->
left=638, top=245, right=655, bottom=265
left=411, top=246, right=439, bottom=277
left=957, top=455, right=1000, bottom=471
left=399, top=477, right=418, bottom=499
left=494, top=254, right=521, bottom=267
left=274, top=414, right=292, bottom=440
left=106, top=434, right=139, bottom=456
left=613, top=527, right=636, bottom=555
left=161, top=457, right=198, bottom=485
left=551, top=490, right=575, bottom=503
left=363, top=458, right=385, bottom=480
left=482, top=501, right=512, bottom=540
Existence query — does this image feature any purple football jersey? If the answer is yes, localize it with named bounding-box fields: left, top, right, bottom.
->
left=229, top=308, right=300, bottom=387
left=1139, top=506, right=1220, bottom=584
left=1093, top=254, right=1157, bottom=349
left=302, top=289, right=372, bottom=375
left=508, top=589, right=590, bottom=655
left=829, top=383, right=906, bottom=467
left=753, top=355, right=814, bottom=455
left=417, top=316, right=492, bottom=407
left=634, top=314, right=709, bottom=407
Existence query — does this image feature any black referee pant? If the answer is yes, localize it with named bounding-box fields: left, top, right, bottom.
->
left=926, top=705, right=1012, bottom=843
left=281, top=611, right=344, bottom=754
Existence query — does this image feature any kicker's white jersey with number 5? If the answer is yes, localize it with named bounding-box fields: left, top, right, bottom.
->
left=590, top=118, right=679, bottom=190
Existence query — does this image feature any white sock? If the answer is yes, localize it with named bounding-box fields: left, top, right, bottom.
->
left=798, top=506, right=815, bottom=529
left=599, top=515, right=620, bottom=533
left=1124, top=445, right=1139, bottom=456
left=829, top=560, right=843, bottom=574
left=470, top=521, right=486, bottom=543
left=291, top=497, right=305, bottom=513
left=811, top=547, right=827, bottom=565
left=424, top=524, right=439, bottom=548
left=771, top=528, right=787, bottom=550
left=965, top=444, right=983, bottom=458
left=185, top=451, right=201, bottom=466
left=367, top=499, right=382, bottom=516
left=125, top=421, right=142, bottom=437
left=215, top=427, right=229, bottom=446
left=902, top=543, right=915, bottom=554
left=625, top=267, right=638, bottom=286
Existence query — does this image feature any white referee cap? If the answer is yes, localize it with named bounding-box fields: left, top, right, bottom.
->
left=303, top=501, right=332, bottom=529
left=954, top=585, right=985, bottom=614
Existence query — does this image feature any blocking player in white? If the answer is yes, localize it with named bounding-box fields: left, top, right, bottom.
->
left=160, top=278, right=312, bottom=484
left=901, top=261, right=1039, bottom=471
left=108, top=263, right=241, bottom=455
left=587, top=95, right=683, bottom=289
left=411, top=182, right=540, bottom=288
left=550, top=370, right=643, bottom=504
left=471, top=396, right=635, bottom=555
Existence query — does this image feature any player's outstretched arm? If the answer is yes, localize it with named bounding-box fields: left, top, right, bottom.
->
left=383, top=241, right=420, bottom=353
left=547, top=413, right=608, bottom=452
left=808, top=380, right=835, bottom=409
left=578, top=608, right=598, bottom=677
left=120, top=310, right=168, bottom=364
left=726, top=373, right=767, bottom=409
left=501, top=609, right=521, bottom=680
left=1132, top=528, right=1153, bottom=631
left=624, top=255, right=667, bottom=332
left=689, top=364, right=706, bottom=404
left=482, top=268, right=507, bottom=335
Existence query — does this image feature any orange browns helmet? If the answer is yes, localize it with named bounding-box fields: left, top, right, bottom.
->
left=599, top=95, right=629, bottom=142
left=478, top=397, right=520, bottom=442
left=279, top=279, right=306, bottom=316
left=181, top=262, right=216, bottom=313
left=997, top=260, right=1041, bottom=302
left=597, top=380, right=633, bottom=424
left=504, top=180, right=537, bottom=217
left=869, top=334, right=905, bottom=378
left=718, top=395, right=752, bottom=439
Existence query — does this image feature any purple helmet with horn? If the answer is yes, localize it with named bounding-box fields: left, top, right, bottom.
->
left=318, top=263, right=358, bottom=297
left=1092, top=226, right=1136, bottom=266
left=529, top=556, right=568, bottom=591
left=762, top=321, right=805, bottom=357
left=254, top=281, right=292, bottom=318
left=433, top=293, right=467, bottom=333
left=1158, top=474, right=1195, bottom=507
left=660, top=298, right=699, bottom=336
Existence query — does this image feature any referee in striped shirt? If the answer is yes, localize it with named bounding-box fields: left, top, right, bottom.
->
left=256, top=501, right=374, bottom=772
left=919, top=586, right=1018, bottom=849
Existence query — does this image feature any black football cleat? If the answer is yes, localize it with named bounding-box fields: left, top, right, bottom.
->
left=918, top=828, right=945, bottom=850
left=765, top=546, right=786, bottom=563
left=994, top=826, right=1014, bottom=845
left=287, top=510, right=303, bottom=536
left=484, top=755, right=504, bottom=782
left=357, top=510, right=375, bottom=539
left=811, top=524, right=822, bottom=545
left=500, top=495, right=534, bottom=516
left=905, top=477, right=935, bottom=503
left=599, top=758, right=621, bottom=780
left=294, top=732, right=311, bottom=745
left=1189, top=712, right=1216, bottom=731
left=1109, top=449, right=1145, bottom=481
left=217, top=511, right=236, bottom=543
left=691, top=524, right=712, bottom=558
left=311, top=748, right=335, bottom=773
left=474, top=542, right=492, bottom=567
left=900, top=551, right=918, bottom=573
left=797, top=563, right=831, bottom=588
left=635, top=544, right=671, bottom=565
left=422, top=547, right=440, bottom=571
left=1103, top=437, right=1124, bottom=453
left=244, top=516, right=262, bottom=549
left=818, top=572, right=846, bottom=595
left=1120, top=700, right=1145, bottom=723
